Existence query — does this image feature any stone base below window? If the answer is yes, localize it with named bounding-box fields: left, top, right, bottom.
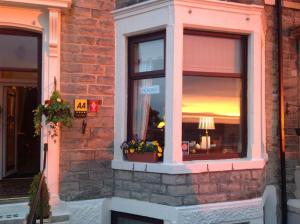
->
left=113, top=169, right=266, bottom=206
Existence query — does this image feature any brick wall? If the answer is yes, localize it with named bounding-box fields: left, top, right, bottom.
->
left=281, top=7, right=300, bottom=199
left=59, top=0, right=115, bottom=201
left=114, top=169, right=266, bottom=206
left=265, top=4, right=300, bottom=200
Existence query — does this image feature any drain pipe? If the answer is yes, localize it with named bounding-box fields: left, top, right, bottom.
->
left=276, top=0, right=287, bottom=223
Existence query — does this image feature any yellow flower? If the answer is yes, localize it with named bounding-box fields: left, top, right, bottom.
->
left=129, top=148, right=135, bottom=154
left=157, top=146, right=163, bottom=153
left=152, top=140, right=159, bottom=146
left=157, top=152, right=162, bottom=158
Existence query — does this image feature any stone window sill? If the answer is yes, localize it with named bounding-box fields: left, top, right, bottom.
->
left=111, top=157, right=267, bottom=174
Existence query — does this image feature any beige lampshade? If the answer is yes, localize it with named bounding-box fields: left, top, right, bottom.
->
left=198, top=116, right=215, bottom=130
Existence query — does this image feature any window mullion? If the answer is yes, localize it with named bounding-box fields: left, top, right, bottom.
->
left=164, top=24, right=183, bottom=163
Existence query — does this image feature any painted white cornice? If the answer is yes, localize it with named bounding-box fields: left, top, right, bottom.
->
left=112, top=0, right=264, bottom=20
left=0, top=0, right=72, bottom=9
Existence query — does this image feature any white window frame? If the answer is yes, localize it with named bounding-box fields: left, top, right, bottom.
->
left=112, top=0, right=267, bottom=174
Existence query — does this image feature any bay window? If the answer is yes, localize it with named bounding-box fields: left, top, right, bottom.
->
left=113, top=0, right=265, bottom=173
left=182, top=30, right=248, bottom=160
left=128, top=32, right=165, bottom=146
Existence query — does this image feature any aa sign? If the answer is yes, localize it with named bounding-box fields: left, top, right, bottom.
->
left=74, top=99, right=88, bottom=112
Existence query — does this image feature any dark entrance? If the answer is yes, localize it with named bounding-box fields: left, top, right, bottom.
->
left=111, top=211, right=163, bottom=224
left=0, top=29, right=41, bottom=198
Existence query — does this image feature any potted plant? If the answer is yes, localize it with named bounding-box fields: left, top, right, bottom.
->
left=28, top=173, right=51, bottom=222
left=33, top=90, right=73, bottom=139
left=120, top=137, right=163, bottom=163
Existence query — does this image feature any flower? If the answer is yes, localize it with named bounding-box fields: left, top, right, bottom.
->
left=157, top=146, right=163, bottom=153
left=152, top=140, right=159, bottom=146
left=121, top=138, right=164, bottom=160
left=33, top=90, right=73, bottom=138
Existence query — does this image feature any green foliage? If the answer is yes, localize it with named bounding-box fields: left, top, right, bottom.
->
left=28, top=173, right=51, bottom=219
left=33, top=90, right=73, bottom=138
left=120, top=137, right=164, bottom=158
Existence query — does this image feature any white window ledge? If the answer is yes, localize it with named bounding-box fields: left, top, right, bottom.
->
left=111, top=157, right=267, bottom=174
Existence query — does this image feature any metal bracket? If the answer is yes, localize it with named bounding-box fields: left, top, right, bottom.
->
left=82, top=120, right=87, bottom=134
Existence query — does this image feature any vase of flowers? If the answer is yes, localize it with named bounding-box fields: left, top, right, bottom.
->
left=120, top=137, right=163, bottom=163
left=33, top=90, right=73, bottom=139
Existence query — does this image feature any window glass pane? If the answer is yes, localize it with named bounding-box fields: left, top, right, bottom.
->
left=183, top=34, right=242, bottom=73
left=132, top=77, right=165, bottom=145
left=134, top=39, right=164, bottom=73
left=182, top=76, right=242, bottom=155
left=0, top=34, right=38, bottom=69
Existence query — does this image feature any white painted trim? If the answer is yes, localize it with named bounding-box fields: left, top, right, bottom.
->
left=113, top=0, right=264, bottom=20
left=111, top=196, right=265, bottom=224
left=0, top=0, right=71, bottom=9
left=113, top=0, right=266, bottom=173
left=112, top=158, right=266, bottom=174
left=46, top=8, right=62, bottom=207
left=0, top=4, right=63, bottom=206
left=164, top=5, right=182, bottom=163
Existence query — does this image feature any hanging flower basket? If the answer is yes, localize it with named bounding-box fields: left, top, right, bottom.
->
left=33, top=90, right=73, bottom=139
left=121, top=137, right=163, bottom=163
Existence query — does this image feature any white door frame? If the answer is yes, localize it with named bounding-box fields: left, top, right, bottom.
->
left=0, top=1, right=71, bottom=205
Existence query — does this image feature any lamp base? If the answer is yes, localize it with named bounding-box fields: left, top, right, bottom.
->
left=200, top=136, right=211, bottom=149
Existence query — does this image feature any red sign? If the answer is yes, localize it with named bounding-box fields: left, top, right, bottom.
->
left=89, top=100, right=98, bottom=112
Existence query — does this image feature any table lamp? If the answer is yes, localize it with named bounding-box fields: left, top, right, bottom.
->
left=198, top=116, right=215, bottom=153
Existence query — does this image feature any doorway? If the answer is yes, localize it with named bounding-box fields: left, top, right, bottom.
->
left=0, top=29, right=41, bottom=198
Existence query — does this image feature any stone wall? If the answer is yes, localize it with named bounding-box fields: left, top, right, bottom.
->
left=114, top=169, right=266, bottom=206
left=59, top=0, right=115, bottom=200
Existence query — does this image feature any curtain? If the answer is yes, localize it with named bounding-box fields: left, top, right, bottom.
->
left=132, top=58, right=155, bottom=140
left=133, top=79, right=152, bottom=140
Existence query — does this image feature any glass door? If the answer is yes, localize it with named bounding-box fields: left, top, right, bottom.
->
left=3, top=86, right=17, bottom=177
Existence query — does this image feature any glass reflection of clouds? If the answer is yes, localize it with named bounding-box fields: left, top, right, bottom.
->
left=182, top=76, right=241, bottom=122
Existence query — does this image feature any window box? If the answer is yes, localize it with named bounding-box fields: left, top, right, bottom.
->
left=126, top=152, right=159, bottom=163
